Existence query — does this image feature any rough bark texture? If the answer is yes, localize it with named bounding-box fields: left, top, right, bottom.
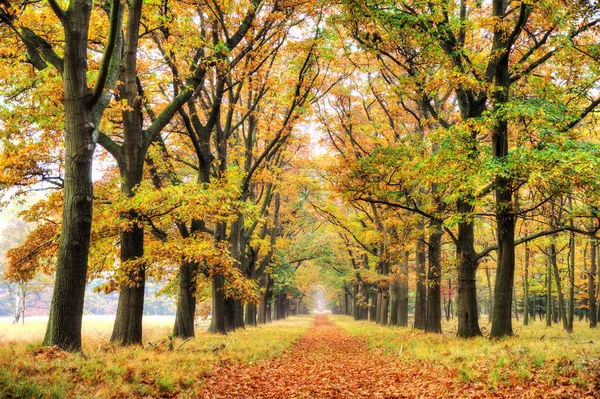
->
left=456, top=201, right=482, bottom=338
left=398, top=251, right=409, bottom=327
left=173, top=261, right=198, bottom=338
left=414, top=236, right=427, bottom=330
left=426, top=221, right=443, bottom=333
left=551, top=241, right=569, bottom=332
left=43, top=0, right=95, bottom=351
left=523, top=245, right=530, bottom=326
left=590, top=240, right=597, bottom=328
left=110, top=0, right=147, bottom=346
left=111, top=224, right=145, bottom=345
left=389, top=279, right=399, bottom=326
left=208, top=273, right=226, bottom=334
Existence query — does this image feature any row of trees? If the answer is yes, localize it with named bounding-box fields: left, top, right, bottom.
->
left=306, top=0, right=600, bottom=338
left=1, top=0, right=599, bottom=351
left=0, top=0, right=337, bottom=351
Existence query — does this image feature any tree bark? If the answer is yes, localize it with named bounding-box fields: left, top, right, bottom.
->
left=173, top=261, right=198, bottom=338
left=551, top=241, right=569, bottom=332
left=456, top=200, right=482, bottom=338
left=42, top=0, right=97, bottom=352
left=590, top=240, right=597, bottom=328
left=523, top=244, right=530, bottom=326
left=389, top=279, right=399, bottom=326
left=208, top=273, right=226, bottom=334
left=414, top=233, right=427, bottom=330
left=398, top=250, right=409, bottom=327
left=426, top=220, right=443, bottom=333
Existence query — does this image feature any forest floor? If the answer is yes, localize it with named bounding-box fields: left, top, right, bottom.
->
left=198, top=315, right=599, bottom=398
left=2, top=314, right=600, bottom=398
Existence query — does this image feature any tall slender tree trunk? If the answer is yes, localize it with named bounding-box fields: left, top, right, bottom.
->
left=426, top=220, right=443, bottom=333
left=568, top=205, right=575, bottom=332
left=546, top=249, right=553, bottom=327
left=389, top=279, right=399, bottom=326
left=523, top=244, right=530, bottom=326
left=590, top=239, right=597, bottom=328
left=551, top=241, right=569, bottom=332
left=414, top=233, right=427, bottom=330
left=398, top=250, right=409, bottom=327
left=485, top=266, right=493, bottom=324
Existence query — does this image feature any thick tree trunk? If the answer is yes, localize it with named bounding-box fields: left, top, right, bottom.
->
left=111, top=224, right=145, bottom=345
left=111, top=0, right=148, bottom=346
left=414, top=235, right=427, bottom=330
left=398, top=251, right=409, bottom=327
left=173, top=261, right=198, bottom=338
left=490, top=172, right=516, bottom=338
left=426, top=221, right=443, bottom=333
left=208, top=273, right=226, bottom=334
left=43, top=2, right=95, bottom=352
left=224, top=297, right=236, bottom=331
left=456, top=201, right=482, bottom=338
left=245, top=303, right=257, bottom=326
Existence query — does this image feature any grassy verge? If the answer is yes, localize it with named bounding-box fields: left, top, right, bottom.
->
left=330, top=315, right=600, bottom=391
left=0, top=315, right=313, bottom=398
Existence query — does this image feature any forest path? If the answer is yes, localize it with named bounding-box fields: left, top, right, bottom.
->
left=197, top=315, right=488, bottom=398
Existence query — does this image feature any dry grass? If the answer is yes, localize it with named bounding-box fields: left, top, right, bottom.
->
left=331, top=315, right=600, bottom=392
left=0, top=315, right=313, bottom=398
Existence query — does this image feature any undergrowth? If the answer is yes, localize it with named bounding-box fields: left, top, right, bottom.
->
left=0, top=315, right=312, bottom=398
left=331, top=315, right=600, bottom=392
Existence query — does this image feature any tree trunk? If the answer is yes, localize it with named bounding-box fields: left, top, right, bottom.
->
left=426, top=221, right=443, bottom=333
left=568, top=210, right=575, bottom=332
left=523, top=244, right=530, bottom=326
left=551, top=241, right=569, bottom=332
left=398, top=251, right=409, bottom=327
left=245, top=303, right=257, bottom=326
left=375, top=289, right=382, bottom=324
left=380, top=288, right=389, bottom=326
left=111, top=223, right=145, bottom=345
left=456, top=200, right=482, bottom=338
left=389, top=279, right=399, bottom=326
left=111, top=0, right=148, bottom=346
left=173, top=261, right=198, bottom=338
left=208, top=273, right=226, bottom=334
left=43, top=3, right=96, bottom=352
left=224, top=297, right=236, bottom=331
left=369, top=290, right=377, bottom=321
left=486, top=266, right=493, bottom=324
left=590, top=240, right=597, bottom=328
left=414, top=234, right=427, bottom=330
left=546, top=249, right=553, bottom=327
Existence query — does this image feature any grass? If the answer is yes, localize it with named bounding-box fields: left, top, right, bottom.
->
left=330, top=315, right=600, bottom=391
left=0, top=315, right=313, bottom=398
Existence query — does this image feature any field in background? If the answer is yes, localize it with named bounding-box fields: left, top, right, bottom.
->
left=0, top=315, right=313, bottom=398
left=332, top=315, right=600, bottom=394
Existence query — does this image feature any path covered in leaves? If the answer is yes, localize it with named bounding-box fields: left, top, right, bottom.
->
left=198, top=315, right=595, bottom=398
left=198, top=315, right=473, bottom=398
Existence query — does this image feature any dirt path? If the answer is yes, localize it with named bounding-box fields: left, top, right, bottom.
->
left=197, top=315, right=487, bottom=398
